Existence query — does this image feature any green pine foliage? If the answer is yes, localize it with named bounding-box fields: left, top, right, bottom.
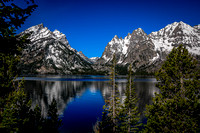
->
left=44, top=98, right=62, bottom=133
left=97, top=54, right=122, bottom=132
left=0, top=0, right=38, bottom=129
left=119, top=64, right=140, bottom=133
left=144, top=44, right=200, bottom=132
left=97, top=57, right=141, bottom=133
left=0, top=1, right=62, bottom=132
left=0, top=53, right=20, bottom=96
left=0, top=0, right=37, bottom=55
left=0, top=85, right=62, bottom=132
left=0, top=81, right=30, bottom=132
left=108, top=54, right=121, bottom=132
left=0, top=0, right=37, bottom=97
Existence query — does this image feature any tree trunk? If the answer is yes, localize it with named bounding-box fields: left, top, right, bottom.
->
left=128, top=75, right=131, bottom=133
left=113, top=63, right=116, bottom=132
left=180, top=76, right=185, bottom=97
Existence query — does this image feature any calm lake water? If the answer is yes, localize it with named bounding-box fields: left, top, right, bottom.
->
left=21, top=75, right=159, bottom=133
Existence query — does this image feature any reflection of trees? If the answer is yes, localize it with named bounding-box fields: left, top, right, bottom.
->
left=25, top=81, right=87, bottom=116
left=24, top=79, right=159, bottom=118
left=135, top=81, right=159, bottom=119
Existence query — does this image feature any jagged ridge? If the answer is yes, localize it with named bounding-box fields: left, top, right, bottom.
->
left=98, top=21, right=200, bottom=72
left=19, top=24, right=92, bottom=74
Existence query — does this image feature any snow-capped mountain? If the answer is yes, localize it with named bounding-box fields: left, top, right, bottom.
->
left=98, top=28, right=157, bottom=71
left=98, top=21, right=200, bottom=72
left=77, top=51, right=94, bottom=64
left=18, top=21, right=200, bottom=75
left=89, top=57, right=100, bottom=63
left=19, top=24, right=92, bottom=74
left=149, top=21, right=200, bottom=55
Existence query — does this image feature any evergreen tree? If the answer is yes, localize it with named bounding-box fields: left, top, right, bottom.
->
left=0, top=0, right=37, bottom=55
left=0, top=1, right=62, bottom=132
left=0, top=0, right=37, bottom=97
left=120, top=64, right=140, bottom=132
left=98, top=54, right=121, bottom=132
left=144, top=44, right=200, bottom=132
left=0, top=80, right=45, bottom=133
left=1, top=85, right=63, bottom=132
left=0, top=0, right=38, bottom=128
left=44, top=98, right=62, bottom=133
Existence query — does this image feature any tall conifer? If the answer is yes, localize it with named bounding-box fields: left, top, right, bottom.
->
left=145, top=44, right=200, bottom=132
left=98, top=54, right=121, bottom=132
left=120, top=64, right=140, bottom=132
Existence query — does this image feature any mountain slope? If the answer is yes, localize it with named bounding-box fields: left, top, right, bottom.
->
left=149, top=21, right=200, bottom=55
left=98, top=21, right=200, bottom=73
left=19, top=24, right=92, bottom=74
left=98, top=28, right=157, bottom=71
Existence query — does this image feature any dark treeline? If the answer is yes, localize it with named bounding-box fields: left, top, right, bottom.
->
left=95, top=45, right=200, bottom=133
left=0, top=0, right=200, bottom=133
left=0, top=0, right=62, bottom=132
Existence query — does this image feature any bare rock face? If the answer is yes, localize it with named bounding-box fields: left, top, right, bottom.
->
left=19, top=21, right=200, bottom=75
left=97, top=28, right=157, bottom=71
left=98, top=21, right=200, bottom=73
left=19, top=24, right=92, bottom=75
left=149, top=21, right=200, bottom=54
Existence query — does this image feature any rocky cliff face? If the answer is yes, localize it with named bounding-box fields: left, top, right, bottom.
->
left=19, top=24, right=92, bottom=75
left=19, top=21, right=200, bottom=75
left=97, top=28, right=157, bottom=71
left=149, top=21, right=200, bottom=55
left=98, top=21, right=200, bottom=73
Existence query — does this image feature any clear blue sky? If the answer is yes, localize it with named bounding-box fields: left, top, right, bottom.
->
left=16, top=0, right=200, bottom=58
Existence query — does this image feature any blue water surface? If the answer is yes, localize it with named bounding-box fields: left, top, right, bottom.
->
left=22, top=75, right=158, bottom=133
left=60, top=89, right=105, bottom=133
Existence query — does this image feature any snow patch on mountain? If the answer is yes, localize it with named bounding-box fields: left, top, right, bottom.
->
left=19, top=24, right=92, bottom=74
left=99, top=21, right=200, bottom=73
left=150, top=53, right=160, bottom=62
left=149, top=21, right=200, bottom=55
left=89, top=57, right=100, bottom=63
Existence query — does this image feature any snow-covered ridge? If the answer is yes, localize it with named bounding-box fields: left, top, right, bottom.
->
left=89, top=57, right=100, bottom=63
left=19, top=24, right=93, bottom=74
left=149, top=21, right=200, bottom=54
left=23, top=24, right=91, bottom=59
left=100, top=21, right=200, bottom=67
left=101, top=27, right=151, bottom=64
left=22, top=24, right=69, bottom=46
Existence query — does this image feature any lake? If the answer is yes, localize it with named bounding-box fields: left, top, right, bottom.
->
left=21, top=75, right=159, bottom=133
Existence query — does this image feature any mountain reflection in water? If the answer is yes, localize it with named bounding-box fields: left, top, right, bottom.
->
left=23, top=76, right=159, bottom=133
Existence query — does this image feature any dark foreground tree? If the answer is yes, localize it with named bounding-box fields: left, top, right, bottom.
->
left=0, top=84, right=62, bottom=132
left=0, top=1, right=62, bottom=132
left=95, top=54, right=121, bottom=133
left=95, top=59, right=141, bottom=133
left=44, top=98, right=62, bottom=133
left=0, top=0, right=38, bottom=128
left=0, top=0, right=37, bottom=97
left=119, top=64, right=140, bottom=132
left=144, top=44, right=200, bottom=132
left=0, top=80, right=45, bottom=133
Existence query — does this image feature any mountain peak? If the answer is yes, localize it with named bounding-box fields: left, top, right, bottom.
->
left=34, top=23, right=44, bottom=28
left=136, top=28, right=143, bottom=31
left=131, top=28, right=147, bottom=37
left=149, top=21, right=200, bottom=55
left=26, top=23, right=44, bottom=33
left=53, top=29, right=60, bottom=34
left=132, top=28, right=145, bottom=34
left=150, top=21, right=196, bottom=38
left=53, top=29, right=66, bottom=39
left=20, top=24, right=92, bottom=74
left=114, top=35, right=119, bottom=39
left=194, top=24, right=200, bottom=30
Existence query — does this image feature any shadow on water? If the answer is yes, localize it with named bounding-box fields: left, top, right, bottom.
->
left=23, top=76, right=159, bottom=133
